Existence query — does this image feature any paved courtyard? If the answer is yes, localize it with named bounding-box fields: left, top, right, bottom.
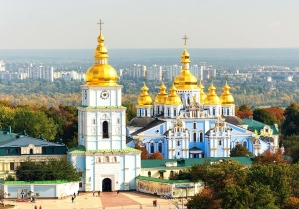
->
left=4, top=191, right=187, bottom=209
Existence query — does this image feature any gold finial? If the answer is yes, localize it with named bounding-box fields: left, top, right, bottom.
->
left=97, top=19, right=104, bottom=31
left=182, top=35, right=189, bottom=46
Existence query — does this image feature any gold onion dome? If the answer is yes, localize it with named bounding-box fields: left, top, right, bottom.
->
left=204, top=83, right=220, bottom=105
left=198, top=80, right=207, bottom=104
left=165, top=83, right=182, bottom=105
left=137, top=82, right=153, bottom=106
left=85, top=29, right=118, bottom=86
left=220, top=81, right=235, bottom=105
left=155, top=81, right=168, bottom=103
left=174, top=46, right=198, bottom=90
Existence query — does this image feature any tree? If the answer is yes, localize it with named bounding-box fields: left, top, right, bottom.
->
left=282, top=197, right=299, bottom=209
left=134, top=145, right=149, bottom=160
left=186, top=188, right=218, bottom=209
left=15, top=157, right=82, bottom=181
left=148, top=152, right=164, bottom=159
left=253, top=108, right=276, bottom=125
left=265, top=107, right=284, bottom=122
left=13, top=107, right=57, bottom=141
left=235, top=104, right=253, bottom=119
left=253, top=149, right=287, bottom=165
left=230, top=144, right=253, bottom=157
left=281, top=103, right=299, bottom=136
left=122, top=100, right=136, bottom=124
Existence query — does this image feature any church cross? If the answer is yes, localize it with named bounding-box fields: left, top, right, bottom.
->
left=143, top=76, right=147, bottom=82
left=210, top=76, right=215, bottom=84
left=20, top=190, right=25, bottom=199
left=182, top=35, right=189, bottom=45
left=97, top=19, right=104, bottom=30
left=161, top=75, right=164, bottom=81
left=225, top=75, right=229, bottom=82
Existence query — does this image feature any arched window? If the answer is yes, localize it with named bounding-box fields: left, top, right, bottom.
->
left=187, top=97, right=190, bottom=104
left=150, top=143, right=154, bottom=153
left=170, top=171, right=174, bottom=178
left=30, top=149, right=33, bottom=154
left=117, top=118, right=120, bottom=124
left=105, top=156, right=109, bottom=162
left=177, top=141, right=180, bottom=146
left=193, top=122, right=196, bottom=129
left=222, top=108, right=224, bottom=115
left=174, top=108, right=176, bottom=117
left=193, top=132, right=196, bottom=142
left=145, top=109, right=148, bottom=116
left=148, top=171, right=151, bottom=177
left=227, top=109, right=230, bottom=115
left=200, top=132, right=203, bottom=142
left=157, top=106, right=160, bottom=114
left=158, top=143, right=162, bottom=153
left=98, top=157, right=101, bottom=163
left=114, top=157, right=117, bottom=162
left=179, top=170, right=182, bottom=175
left=213, top=108, right=216, bottom=116
left=219, top=140, right=222, bottom=146
left=243, top=141, right=247, bottom=147
left=103, top=121, right=109, bottom=138
left=167, top=108, right=170, bottom=117
left=92, top=118, right=96, bottom=124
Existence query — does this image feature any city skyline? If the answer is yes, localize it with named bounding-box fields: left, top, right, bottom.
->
left=1, top=0, right=299, bottom=49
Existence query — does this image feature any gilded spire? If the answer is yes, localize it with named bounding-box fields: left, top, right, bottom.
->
left=204, top=79, right=220, bottom=105
left=155, top=76, right=168, bottom=103
left=174, top=35, right=198, bottom=90
left=165, top=81, right=182, bottom=105
left=220, top=76, right=235, bottom=105
left=85, top=20, right=118, bottom=86
left=137, top=79, right=153, bottom=106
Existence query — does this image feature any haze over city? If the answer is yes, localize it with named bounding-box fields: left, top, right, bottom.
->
left=1, top=0, right=299, bottom=49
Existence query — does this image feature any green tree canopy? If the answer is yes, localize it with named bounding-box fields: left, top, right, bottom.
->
left=253, top=108, right=276, bottom=125
left=15, top=157, right=82, bottom=181
left=230, top=144, right=253, bottom=157
left=281, top=103, right=299, bottom=136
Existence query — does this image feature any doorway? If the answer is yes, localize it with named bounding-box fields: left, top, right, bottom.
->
left=102, top=178, right=112, bottom=192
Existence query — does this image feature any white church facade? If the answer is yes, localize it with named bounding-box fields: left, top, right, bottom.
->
left=68, top=24, right=141, bottom=192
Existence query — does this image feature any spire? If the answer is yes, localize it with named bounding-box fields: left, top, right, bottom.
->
left=137, top=79, right=153, bottom=106
left=155, top=76, right=168, bottom=103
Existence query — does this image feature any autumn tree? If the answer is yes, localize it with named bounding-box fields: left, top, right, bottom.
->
left=134, top=145, right=149, bottom=160
left=186, top=188, right=218, bottom=209
left=148, top=151, right=164, bottom=159
left=235, top=104, right=253, bottom=119
left=253, top=149, right=287, bottom=165
left=230, top=144, right=253, bottom=157
left=265, top=107, right=285, bottom=122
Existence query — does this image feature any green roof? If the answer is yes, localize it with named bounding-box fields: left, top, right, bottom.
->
left=136, top=176, right=200, bottom=184
left=68, top=145, right=141, bottom=154
left=141, top=157, right=254, bottom=169
left=241, top=119, right=279, bottom=135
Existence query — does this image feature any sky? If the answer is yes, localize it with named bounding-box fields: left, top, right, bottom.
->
left=0, top=0, right=299, bottom=49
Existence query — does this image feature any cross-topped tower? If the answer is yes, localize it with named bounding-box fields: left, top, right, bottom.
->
left=97, top=19, right=104, bottom=30
left=181, top=35, right=189, bottom=45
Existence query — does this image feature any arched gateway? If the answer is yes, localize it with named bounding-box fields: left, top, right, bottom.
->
left=102, top=178, right=112, bottom=192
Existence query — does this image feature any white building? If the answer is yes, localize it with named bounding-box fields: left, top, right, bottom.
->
left=68, top=27, right=141, bottom=192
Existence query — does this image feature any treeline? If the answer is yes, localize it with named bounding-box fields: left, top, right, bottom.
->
left=0, top=101, right=78, bottom=147
left=175, top=151, right=299, bottom=209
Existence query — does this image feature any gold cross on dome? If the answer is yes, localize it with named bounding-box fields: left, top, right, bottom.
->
left=143, top=76, right=147, bottom=82
left=97, top=19, right=104, bottom=30
left=182, top=35, right=189, bottom=45
left=225, top=75, right=229, bottom=82
left=161, top=75, right=164, bottom=81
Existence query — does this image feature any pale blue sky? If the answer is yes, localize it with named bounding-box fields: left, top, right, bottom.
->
left=0, top=0, right=298, bottom=49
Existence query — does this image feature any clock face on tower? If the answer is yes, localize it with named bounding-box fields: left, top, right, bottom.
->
left=100, top=90, right=109, bottom=99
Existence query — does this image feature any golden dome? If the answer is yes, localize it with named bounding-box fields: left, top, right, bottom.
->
left=220, top=82, right=235, bottom=105
left=198, top=81, right=207, bottom=104
left=165, top=83, right=183, bottom=105
left=155, top=81, right=168, bottom=103
left=85, top=29, right=118, bottom=86
left=137, top=82, right=153, bottom=106
left=174, top=46, right=198, bottom=90
left=204, top=83, right=220, bottom=105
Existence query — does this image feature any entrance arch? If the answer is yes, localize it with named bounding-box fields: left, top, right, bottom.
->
left=102, top=178, right=112, bottom=192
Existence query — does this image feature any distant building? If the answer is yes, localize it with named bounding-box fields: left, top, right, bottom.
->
left=0, top=60, right=5, bottom=71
